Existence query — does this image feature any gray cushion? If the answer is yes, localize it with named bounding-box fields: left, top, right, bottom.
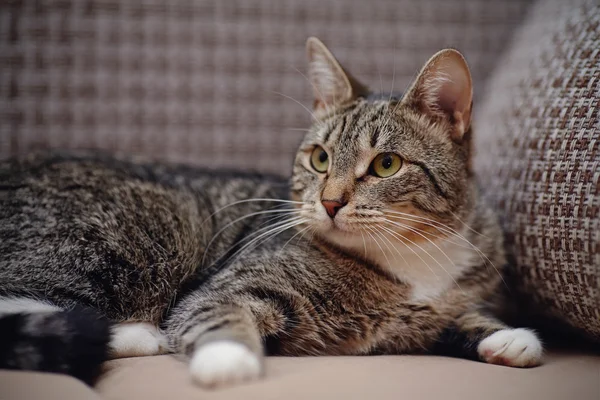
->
left=474, top=0, right=600, bottom=341
left=1, top=0, right=532, bottom=174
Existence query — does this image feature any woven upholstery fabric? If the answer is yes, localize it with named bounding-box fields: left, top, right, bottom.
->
left=474, top=0, right=600, bottom=341
left=0, top=0, right=532, bottom=174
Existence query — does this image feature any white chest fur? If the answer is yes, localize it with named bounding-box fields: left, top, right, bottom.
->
left=372, top=236, right=475, bottom=301
left=331, top=228, right=477, bottom=301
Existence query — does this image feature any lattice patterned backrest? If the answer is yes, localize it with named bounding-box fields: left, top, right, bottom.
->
left=474, top=0, right=599, bottom=341
left=1, top=0, right=532, bottom=174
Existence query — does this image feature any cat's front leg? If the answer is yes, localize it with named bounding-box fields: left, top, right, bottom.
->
left=164, top=296, right=263, bottom=389
left=435, top=309, right=543, bottom=367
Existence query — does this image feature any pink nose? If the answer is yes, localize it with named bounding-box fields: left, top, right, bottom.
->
left=321, top=200, right=346, bottom=218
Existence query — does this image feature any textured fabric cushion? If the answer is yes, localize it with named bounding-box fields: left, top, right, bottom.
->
left=0, top=0, right=532, bottom=174
left=474, top=0, right=599, bottom=341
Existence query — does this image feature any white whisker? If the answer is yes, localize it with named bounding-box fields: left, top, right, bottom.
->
left=389, top=52, right=397, bottom=103
left=271, top=91, right=324, bottom=127
left=205, top=215, right=304, bottom=267
left=255, top=209, right=304, bottom=232
left=305, top=226, right=318, bottom=249
left=201, top=208, right=302, bottom=265
left=449, top=211, right=490, bottom=238
left=295, top=225, right=316, bottom=251
left=384, top=209, right=467, bottom=238
left=287, top=128, right=312, bottom=132
left=292, top=66, right=337, bottom=121
left=278, top=225, right=312, bottom=257
left=360, top=230, right=368, bottom=261
left=204, top=198, right=304, bottom=223
left=378, top=224, right=440, bottom=281
left=384, top=218, right=460, bottom=273
left=370, top=225, right=408, bottom=266
left=382, top=221, right=464, bottom=294
left=374, top=53, right=398, bottom=140
left=221, top=217, right=307, bottom=267
left=381, top=212, right=474, bottom=249
left=383, top=209, right=505, bottom=285
left=364, top=226, right=392, bottom=270
left=384, top=210, right=488, bottom=251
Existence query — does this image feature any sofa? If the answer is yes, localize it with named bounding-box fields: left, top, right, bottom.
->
left=1, top=0, right=598, bottom=399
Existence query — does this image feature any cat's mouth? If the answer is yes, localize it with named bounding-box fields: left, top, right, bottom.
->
left=302, top=205, right=365, bottom=234
left=312, top=216, right=359, bottom=235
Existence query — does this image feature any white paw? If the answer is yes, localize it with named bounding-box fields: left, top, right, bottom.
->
left=189, top=341, right=262, bottom=389
left=109, top=322, right=170, bottom=358
left=478, top=328, right=543, bottom=367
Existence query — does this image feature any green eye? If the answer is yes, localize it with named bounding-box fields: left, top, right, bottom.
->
left=310, top=146, right=329, bottom=173
left=370, top=153, right=402, bottom=178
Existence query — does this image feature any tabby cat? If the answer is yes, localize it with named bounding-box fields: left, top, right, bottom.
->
left=0, top=38, right=542, bottom=388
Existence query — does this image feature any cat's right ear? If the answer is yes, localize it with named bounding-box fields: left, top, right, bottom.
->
left=306, top=37, right=367, bottom=114
left=401, top=49, right=473, bottom=142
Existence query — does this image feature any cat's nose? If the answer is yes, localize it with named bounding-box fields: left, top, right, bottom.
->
left=321, top=200, right=347, bottom=218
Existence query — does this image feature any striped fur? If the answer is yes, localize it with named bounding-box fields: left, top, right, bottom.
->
left=0, top=39, right=542, bottom=387
left=0, top=304, right=110, bottom=385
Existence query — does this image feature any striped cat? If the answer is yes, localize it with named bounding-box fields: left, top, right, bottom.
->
left=0, top=37, right=542, bottom=388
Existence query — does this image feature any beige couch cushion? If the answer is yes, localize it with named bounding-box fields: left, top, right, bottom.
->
left=4, top=352, right=598, bottom=399
left=473, top=0, right=600, bottom=341
left=90, top=352, right=600, bottom=400
left=0, top=370, right=101, bottom=400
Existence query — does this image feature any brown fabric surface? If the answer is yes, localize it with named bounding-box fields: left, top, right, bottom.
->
left=474, top=0, right=600, bottom=340
left=1, top=0, right=532, bottom=174
left=92, top=352, right=600, bottom=400
left=0, top=370, right=102, bottom=400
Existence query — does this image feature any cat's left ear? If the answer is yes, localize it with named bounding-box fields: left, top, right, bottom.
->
left=306, top=37, right=368, bottom=114
left=402, top=49, right=473, bottom=142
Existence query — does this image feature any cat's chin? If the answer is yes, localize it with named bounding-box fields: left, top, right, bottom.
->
left=330, top=222, right=358, bottom=234
left=314, top=227, right=373, bottom=261
left=313, top=222, right=363, bottom=247
left=311, top=219, right=356, bottom=235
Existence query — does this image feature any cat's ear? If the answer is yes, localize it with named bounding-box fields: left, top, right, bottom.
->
left=306, top=37, right=367, bottom=113
left=402, top=49, right=473, bottom=142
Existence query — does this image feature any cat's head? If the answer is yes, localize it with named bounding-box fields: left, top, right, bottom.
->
left=292, top=37, right=474, bottom=255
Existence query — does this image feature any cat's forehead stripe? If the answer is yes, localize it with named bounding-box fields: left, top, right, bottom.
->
left=323, top=115, right=345, bottom=144
left=320, top=125, right=334, bottom=144
left=320, top=98, right=398, bottom=151
left=370, top=127, right=380, bottom=148
left=323, top=101, right=387, bottom=151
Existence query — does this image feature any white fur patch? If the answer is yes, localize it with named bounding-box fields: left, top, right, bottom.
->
left=0, top=297, right=61, bottom=316
left=189, top=341, right=261, bottom=389
left=379, top=236, right=474, bottom=301
left=327, top=226, right=475, bottom=301
left=109, top=322, right=170, bottom=359
left=478, top=328, right=543, bottom=367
